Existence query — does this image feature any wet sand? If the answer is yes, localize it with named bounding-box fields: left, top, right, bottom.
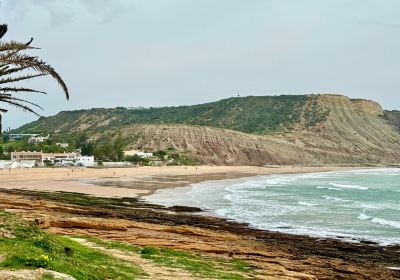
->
left=0, top=165, right=353, bottom=197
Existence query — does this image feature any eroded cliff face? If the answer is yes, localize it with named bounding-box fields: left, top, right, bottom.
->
left=286, top=94, right=400, bottom=165
left=113, top=94, right=400, bottom=166
left=351, top=98, right=384, bottom=116
left=384, top=110, right=400, bottom=133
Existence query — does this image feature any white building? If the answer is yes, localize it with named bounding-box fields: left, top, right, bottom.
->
left=11, top=151, right=88, bottom=167
left=42, top=152, right=78, bottom=164
left=56, top=142, right=69, bottom=149
left=28, top=135, right=50, bottom=144
left=9, top=134, right=38, bottom=141
left=124, top=150, right=153, bottom=158
left=76, top=156, right=95, bottom=167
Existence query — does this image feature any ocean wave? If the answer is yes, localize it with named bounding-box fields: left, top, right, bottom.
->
left=370, top=218, right=400, bottom=229
left=316, top=186, right=341, bottom=190
left=357, top=213, right=400, bottom=229
left=357, top=213, right=370, bottom=220
left=322, top=195, right=351, bottom=202
left=359, top=203, right=383, bottom=210
left=298, top=201, right=318, bottom=206
left=329, top=183, right=369, bottom=190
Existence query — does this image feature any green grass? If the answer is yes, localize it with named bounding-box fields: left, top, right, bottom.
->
left=85, top=236, right=256, bottom=280
left=0, top=209, right=256, bottom=279
left=0, top=211, right=145, bottom=280
left=39, top=273, right=57, bottom=280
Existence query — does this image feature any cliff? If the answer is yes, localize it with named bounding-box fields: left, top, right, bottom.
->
left=12, top=94, right=400, bottom=166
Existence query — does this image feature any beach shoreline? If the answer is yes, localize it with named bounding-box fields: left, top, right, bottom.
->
left=0, top=186, right=399, bottom=279
left=0, top=165, right=399, bottom=279
left=0, top=165, right=356, bottom=198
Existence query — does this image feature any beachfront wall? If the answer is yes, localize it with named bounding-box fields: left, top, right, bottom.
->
left=0, top=160, right=35, bottom=169
left=102, top=162, right=134, bottom=167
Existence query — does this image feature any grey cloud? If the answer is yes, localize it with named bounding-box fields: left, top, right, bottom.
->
left=3, top=0, right=132, bottom=26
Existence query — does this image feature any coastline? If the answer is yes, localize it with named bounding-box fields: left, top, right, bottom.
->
left=0, top=186, right=399, bottom=279
left=142, top=167, right=400, bottom=247
left=1, top=165, right=399, bottom=278
left=0, top=165, right=354, bottom=198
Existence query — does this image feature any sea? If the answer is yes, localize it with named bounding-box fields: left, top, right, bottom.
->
left=145, top=168, right=400, bottom=245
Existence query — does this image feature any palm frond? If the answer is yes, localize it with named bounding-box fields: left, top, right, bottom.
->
left=0, top=25, right=7, bottom=39
left=0, top=87, right=47, bottom=95
left=0, top=73, right=47, bottom=84
left=0, top=65, right=32, bottom=76
left=0, top=41, right=36, bottom=52
left=0, top=99, right=41, bottom=116
left=0, top=53, right=69, bottom=99
left=0, top=94, right=44, bottom=110
left=0, top=23, right=69, bottom=131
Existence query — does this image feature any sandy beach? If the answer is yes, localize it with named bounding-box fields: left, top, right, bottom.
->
left=0, top=165, right=352, bottom=198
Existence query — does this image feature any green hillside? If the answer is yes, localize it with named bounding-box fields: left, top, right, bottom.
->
left=13, top=95, right=321, bottom=137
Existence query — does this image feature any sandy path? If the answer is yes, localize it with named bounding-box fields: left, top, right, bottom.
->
left=71, top=238, right=216, bottom=280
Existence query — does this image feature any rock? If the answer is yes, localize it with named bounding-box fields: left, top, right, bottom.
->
left=34, top=217, right=50, bottom=229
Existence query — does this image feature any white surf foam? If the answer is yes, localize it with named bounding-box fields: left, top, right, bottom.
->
left=370, top=218, right=400, bottom=229
left=322, top=195, right=351, bottom=202
left=357, top=213, right=370, bottom=220
left=298, top=201, right=317, bottom=206
left=329, top=183, right=369, bottom=190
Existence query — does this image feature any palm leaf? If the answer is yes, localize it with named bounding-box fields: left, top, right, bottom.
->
left=0, top=23, right=69, bottom=132
left=0, top=87, right=47, bottom=94
left=0, top=54, right=69, bottom=99
left=0, top=25, right=7, bottom=39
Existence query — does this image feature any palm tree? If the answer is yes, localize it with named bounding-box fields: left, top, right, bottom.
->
left=0, top=24, right=69, bottom=132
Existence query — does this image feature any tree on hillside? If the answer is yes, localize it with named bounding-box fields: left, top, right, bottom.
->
left=114, top=134, right=125, bottom=161
left=0, top=24, right=69, bottom=132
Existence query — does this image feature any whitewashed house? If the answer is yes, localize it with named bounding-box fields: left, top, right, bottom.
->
left=56, top=143, right=69, bottom=149
left=76, top=156, right=95, bottom=167
left=124, top=150, right=153, bottom=158
left=28, top=134, right=50, bottom=144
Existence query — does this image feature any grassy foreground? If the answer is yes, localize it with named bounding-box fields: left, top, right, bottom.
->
left=85, top=236, right=254, bottom=280
left=0, top=211, right=145, bottom=279
left=0, top=210, right=255, bottom=279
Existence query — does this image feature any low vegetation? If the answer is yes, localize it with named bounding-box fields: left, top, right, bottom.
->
left=0, top=210, right=256, bottom=279
left=84, top=236, right=255, bottom=280
left=0, top=210, right=145, bottom=279
left=0, top=140, right=71, bottom=154
left=13, top=95, right=314, bottom=137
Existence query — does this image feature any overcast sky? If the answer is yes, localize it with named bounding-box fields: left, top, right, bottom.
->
left=1, top=0, right=400, bottom=129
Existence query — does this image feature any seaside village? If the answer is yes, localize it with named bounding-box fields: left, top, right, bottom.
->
left=0, top=133, right=156, bottom=169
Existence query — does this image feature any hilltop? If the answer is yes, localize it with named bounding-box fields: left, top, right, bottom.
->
left=12, top=94, right=400, bottom=166
left=14, top=95, right=327, bottom=136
